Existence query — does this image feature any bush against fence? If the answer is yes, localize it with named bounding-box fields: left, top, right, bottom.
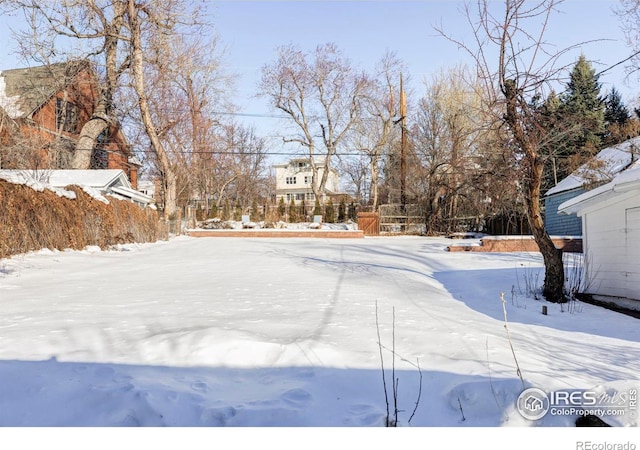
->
left=0, top=179, right=159, bottom=259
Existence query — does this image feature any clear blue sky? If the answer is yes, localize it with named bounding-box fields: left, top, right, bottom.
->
left=208, top=0, right=637, bottom=150
left=0, top=1, right=637, bottom=157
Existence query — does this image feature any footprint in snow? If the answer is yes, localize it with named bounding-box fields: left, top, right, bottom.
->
left=345, top=404, right=386, bottom=426
left=200, top=406, right=237, bottom=426
left=191, top=381, right=208, bottom=393
left=280, top=388, right=312, bottom=407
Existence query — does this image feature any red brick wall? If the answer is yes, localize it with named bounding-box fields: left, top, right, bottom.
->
left=448, top=237, right=582, bottom=253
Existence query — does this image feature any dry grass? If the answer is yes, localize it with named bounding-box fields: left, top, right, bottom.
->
left=0, top=180, right=160, bottom=259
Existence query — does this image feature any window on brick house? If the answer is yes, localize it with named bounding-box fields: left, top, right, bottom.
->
left=91, top=128, right=109, bottom=169
left=55, top=99, right=79, bottom=133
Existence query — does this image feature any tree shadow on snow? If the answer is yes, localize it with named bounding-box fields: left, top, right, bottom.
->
left=0, top=358, right=535, bottom=427
left=434, top=268, right=640, bottom=342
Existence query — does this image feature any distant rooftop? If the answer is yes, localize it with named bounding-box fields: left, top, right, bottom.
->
left=546, top=136, right=640, bottom=196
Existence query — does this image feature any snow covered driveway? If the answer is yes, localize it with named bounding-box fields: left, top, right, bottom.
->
left=0, top=236, right=637, bottom=426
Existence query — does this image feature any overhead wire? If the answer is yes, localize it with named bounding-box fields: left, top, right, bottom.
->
left=16, top=50, right=639, bottom=165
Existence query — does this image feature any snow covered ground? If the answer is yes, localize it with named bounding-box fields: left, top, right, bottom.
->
left=0, top=235, right=637, bottom=444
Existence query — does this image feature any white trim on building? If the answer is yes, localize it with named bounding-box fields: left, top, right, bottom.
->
left=559, top=165, right=640, bottom=310
left=273, top=158, right=340, bottom=205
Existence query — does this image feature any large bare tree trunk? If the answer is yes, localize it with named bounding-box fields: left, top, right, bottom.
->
left=371, top=157, right=380, bottom=209
left=526, top=169, right=565, bottom=302
left=505, top=81, right=565, bottom=302
left=72, top=102, right=110, bottom=169
left=436, top=1, right=567, bottom=302
left=72, top=4, right=125, bottom=169
left=127, top=0, right=177, bottom=218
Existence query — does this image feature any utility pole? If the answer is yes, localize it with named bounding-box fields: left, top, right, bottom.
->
left=400, top=73, right=407, bottom=208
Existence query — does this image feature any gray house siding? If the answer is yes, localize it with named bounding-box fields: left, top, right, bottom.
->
left=544, top=189, right=583, bottom=236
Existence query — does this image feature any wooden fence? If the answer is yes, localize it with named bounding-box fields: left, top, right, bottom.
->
left=378, top=204, right=425, bottom=234
left=357, top=212, right=380, bottom=236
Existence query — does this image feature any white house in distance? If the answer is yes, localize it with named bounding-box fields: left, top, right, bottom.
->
left=273, top=158, right=340, bottom=205
left=558, top=163, right=640, bottom=312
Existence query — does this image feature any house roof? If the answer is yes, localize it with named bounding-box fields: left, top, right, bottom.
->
left=0, top=169, right=128, bottom=189
left=558, top=164, right=640, bottom=215
left=545, top=136, right=640, bottom=197
left=0, top=169, right=153, bottom=206
left=0, top=60, right=90, bottom=119
left=272, top=157, right=331, bottom=168
left=43, top=169, right=129, bottom=190
left=0, top=104, right=16, bottom=130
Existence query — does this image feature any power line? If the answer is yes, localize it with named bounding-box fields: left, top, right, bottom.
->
left=595, top=49, right=640, bottom=78
left=210, top=111, right=291, bottom=119
left=83, top=147, right=374, bottom=157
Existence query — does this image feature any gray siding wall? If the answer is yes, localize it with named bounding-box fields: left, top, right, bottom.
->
left=544, top=189, right=584, bottom=236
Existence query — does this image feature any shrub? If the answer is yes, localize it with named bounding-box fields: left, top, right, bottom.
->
left=0, top=180, right=159, bottom=259
left=277, top=197, right=286, bottom=221
left=325, top=198, right=335, bottom=223
left=338, top=197, right=346, bottom=222
left=288, top=197, right=297, bottom=222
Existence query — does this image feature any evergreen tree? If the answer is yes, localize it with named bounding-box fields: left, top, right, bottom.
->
left=288, top=197, right=297, bottom=222
left=324, top=198, right=335, bottom=223
left=562, top=55, right=605, bottom=146
left=556, top=55, right=606, bottom=179
left=605, top=87, right=630, bottom=126
left=604, top=87, right=632, bottom=146
left=196, top=203, right=204, bottom=221
left=277, top=197, right=286, bottom=221
left=251, top=198, right=259, bottom=221
left=234, top=199, right=242, bottom=221
left=222, top=198, right=231, bottom=220
left=535, top=90, right=565, bottom=191
left=338, top=197, right=346, bottom=222
left=208, top=204, right=218, bottom=219
left=348, top=201, right=358, bottom=221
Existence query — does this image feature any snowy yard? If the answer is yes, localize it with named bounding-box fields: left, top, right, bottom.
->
left=0, top=235, right=637, bottom=433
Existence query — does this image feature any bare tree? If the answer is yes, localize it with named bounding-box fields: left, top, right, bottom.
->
left=438, top=0, right=570, bottom=302
left=616, top=0, right=640, bottom=79
left=207, top=122, right=269, bottom=209
left=3, top=0, right=131, bottom=169
left=125, top=0, right=190, bottom=218
left=3, top=0, right=221, bottom=219
left=131, top=22, right=231, bottom=217
left=260, top=43, right=369, bottom=203
left=412, top=65, right=487, bottom=233
left=337, top=154, right=370, bottom=205
left=349, top=51, right=404, bottom=209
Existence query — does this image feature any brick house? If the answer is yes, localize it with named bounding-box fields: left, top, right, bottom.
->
left=0, top=60, right=140, bottom=188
